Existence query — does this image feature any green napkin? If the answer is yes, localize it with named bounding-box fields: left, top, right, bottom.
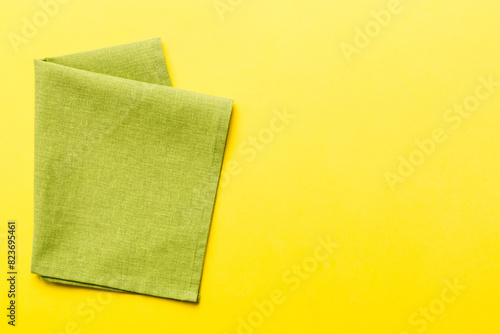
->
left=31, top=38, right=233, bottom=302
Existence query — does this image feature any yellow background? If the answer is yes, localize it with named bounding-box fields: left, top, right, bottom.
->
left=1, top=0, right=499, bottom=333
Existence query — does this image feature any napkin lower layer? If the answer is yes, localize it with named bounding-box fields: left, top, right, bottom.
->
left=30, top=38, right=232, bottom=302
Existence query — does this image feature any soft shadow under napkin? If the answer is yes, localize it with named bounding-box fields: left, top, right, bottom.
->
left=31, top=38, right=233, bottom=302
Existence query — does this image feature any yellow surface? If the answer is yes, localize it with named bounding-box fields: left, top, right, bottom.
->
left=1, top=0, right=499, bottom=333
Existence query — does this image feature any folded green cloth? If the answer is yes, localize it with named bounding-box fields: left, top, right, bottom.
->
left=31, top=38, right=233, bottom=302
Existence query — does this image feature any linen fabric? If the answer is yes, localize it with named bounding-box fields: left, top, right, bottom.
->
left=30, top=38, right=233, bottom=302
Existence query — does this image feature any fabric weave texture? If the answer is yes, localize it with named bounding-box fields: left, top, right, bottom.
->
left=31, top=38, right=233, bottom=302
